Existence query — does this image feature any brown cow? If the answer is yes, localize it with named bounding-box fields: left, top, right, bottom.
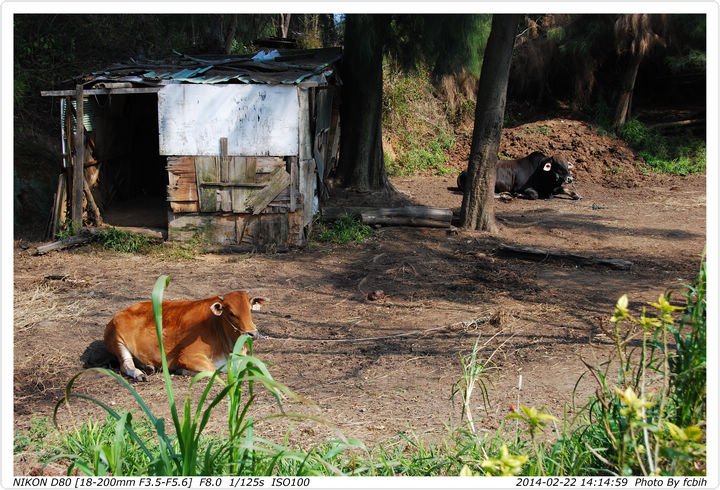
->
left=103, top=291, right=266, bottom=381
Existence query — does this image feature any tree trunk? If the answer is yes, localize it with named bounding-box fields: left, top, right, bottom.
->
left=460, top=14, right=519, bottom=232
left=223, top=15, right=238, bottom=54
left=337, top=14, right=393, bottom=192
left=279, top=14, right=292, bottom=38
left=613, top=52, right=642, bottom=129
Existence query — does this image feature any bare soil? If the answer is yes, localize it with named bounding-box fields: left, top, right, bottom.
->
left=13, top=119, right=706, bottom=475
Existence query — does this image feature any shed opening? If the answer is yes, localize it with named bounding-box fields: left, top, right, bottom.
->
left=83, top=93, right=168, bottom=233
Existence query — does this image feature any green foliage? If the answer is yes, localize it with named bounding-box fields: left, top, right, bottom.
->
left=386, top=134, right=455, bottom=177
left=386, top=15, right=491, bottom=79
left=382, top=63, right=456, bottom=177
left=579, top=264, right=707, bottom=476
left=315, top=214, right=374, bottom=245
left=94, top=228, right=153, bottom=254
left=14, top=417, right=55, bottom=454
left=667, top=261, right=706, bottom=427
left=618, top=119, right=706, bottom=175
left=524, top=125, right=551, bottom=136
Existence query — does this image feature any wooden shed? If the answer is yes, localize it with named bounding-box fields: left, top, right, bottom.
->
left=42, top=47, right=342, bottom=251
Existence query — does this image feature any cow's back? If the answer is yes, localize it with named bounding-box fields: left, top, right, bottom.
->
left=496, top=158, right=536, bottom=193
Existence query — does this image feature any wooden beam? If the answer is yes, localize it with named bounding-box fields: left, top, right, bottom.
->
left=288, top=156, right=297, bottom=212
left=245, top=167, right=291, bottom=215
left=41, top=87, right=163, bottom=97
left=71, top=86, right=85, bottom=232
left=83, top=177, right=103, bottom=226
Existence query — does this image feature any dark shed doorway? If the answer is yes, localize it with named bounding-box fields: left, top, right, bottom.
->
left=87, top=93, right=168, bottom=233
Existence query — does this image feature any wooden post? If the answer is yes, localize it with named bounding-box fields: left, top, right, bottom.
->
left=71, top=85, right=85, bottom=233
left=288, top=156, right=297, bottom=212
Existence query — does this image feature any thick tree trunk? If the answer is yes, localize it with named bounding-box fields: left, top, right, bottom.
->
left=223, top=15, right=238, bottom=54
left=337, top=14, right=393, bottom=192
left=460, top=14, right=519, bottom=232
left=613, top=53, right=642, bottom=129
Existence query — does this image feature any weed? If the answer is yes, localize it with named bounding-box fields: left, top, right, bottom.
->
left=604, top=165, right=624, bottom=175
left=616, top=119, right=705, bottom=176
left=315, top=214, right=373, bottom=245
left=382, top=62, right=456, bottom=177
left=94, top=228, right=153, bottom=254
left=580, top=262, right=707, bottom=476
left=524, top=125, right=551, bottom=136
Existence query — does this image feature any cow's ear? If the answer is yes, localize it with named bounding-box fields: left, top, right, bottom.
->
left=210, top=302, right=223, bottom=316
left=543, top=162, right=552, bottom=172
left=567, top=161, right=574, bottom=170
left=251, top=297, right=267, bottom=311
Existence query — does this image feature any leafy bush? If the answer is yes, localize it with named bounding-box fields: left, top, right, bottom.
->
left=618, top=119, right=705, bottom=175
left=315, top=214, right=374, bottom=244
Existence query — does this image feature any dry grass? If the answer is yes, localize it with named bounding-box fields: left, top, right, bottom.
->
left=14, top=283, right=87, bottom=333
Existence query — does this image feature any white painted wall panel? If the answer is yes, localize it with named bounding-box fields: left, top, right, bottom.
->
left=158, top=84, right=299, bottom=156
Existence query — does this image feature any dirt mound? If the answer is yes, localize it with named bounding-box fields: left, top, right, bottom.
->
left=447, top=118, right=655, bottom=189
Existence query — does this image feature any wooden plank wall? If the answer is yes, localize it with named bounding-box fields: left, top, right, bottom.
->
left=167, top=155, right=306, bottom=250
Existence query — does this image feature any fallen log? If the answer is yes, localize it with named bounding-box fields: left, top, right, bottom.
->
left=33, top=231, right=94, bottom=255
left=321, top=206, right=375, bottom=222
left=497, top=243, right=633, bottom=270
left=361, top=207, right=453, bottom=228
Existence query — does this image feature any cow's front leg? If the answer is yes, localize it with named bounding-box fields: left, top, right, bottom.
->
left=523, top=188, right=539, bottom=200
left=555, top=187, right=582, bottom=200
left=118, top=344, right=147, bottom=382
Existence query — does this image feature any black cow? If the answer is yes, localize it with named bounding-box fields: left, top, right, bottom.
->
left=457, top=151, right=581, bottom=200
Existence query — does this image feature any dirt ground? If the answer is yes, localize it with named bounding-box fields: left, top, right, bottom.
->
left=12, top=119, right=707, bottom=475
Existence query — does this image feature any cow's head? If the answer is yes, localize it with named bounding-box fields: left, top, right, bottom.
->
left=541, top=155, right=574, bottom=186
left=210, top=291, right=267, bottom=341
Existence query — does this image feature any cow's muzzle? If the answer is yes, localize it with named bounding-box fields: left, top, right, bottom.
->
left=245, top=330, right=258, bottom=339
left=565, top=176, right=574, bottom=184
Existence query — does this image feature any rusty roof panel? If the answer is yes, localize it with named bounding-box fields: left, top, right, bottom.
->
left=65, top=47, right=342, bottom=89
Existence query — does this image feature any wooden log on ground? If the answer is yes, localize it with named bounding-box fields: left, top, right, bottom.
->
left=360, top=206, right=453, bottom=228
left=321, top=206, right=375, bottom=222
left=648, top=118, right=705, bottom=131
left=34, top=231, right=93, bottom=255
left=497, top=243, right=633, bottom=270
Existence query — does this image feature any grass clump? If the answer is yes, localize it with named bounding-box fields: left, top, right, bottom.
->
left=382, top=62, right=456, bottom=177
left=315, top=214, right=374, bottom=245
left=618, top=119, right=706, bottom=176
left=94, top=227, right=152, bottom=253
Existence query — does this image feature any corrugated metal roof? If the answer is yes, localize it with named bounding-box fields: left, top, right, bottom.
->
left=69, top=47, right=342, bottom=88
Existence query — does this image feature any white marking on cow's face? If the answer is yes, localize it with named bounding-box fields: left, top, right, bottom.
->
left=211, top=302, right=223, bottom=316
left=543, top=162, right=552, bottom=172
